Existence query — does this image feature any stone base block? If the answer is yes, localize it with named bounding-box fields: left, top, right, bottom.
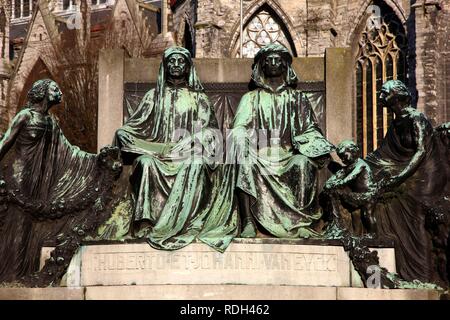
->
left=78, top=241, right=351, bottom=287
left=337, top=287, right=441, bottom=300
left=85, top=285, right=337, bottom=300
left=84, top=285, right=441, bottom=300
left=0, top=288, right=84, bottom=300
left=0, top=286, right=441, bottom=300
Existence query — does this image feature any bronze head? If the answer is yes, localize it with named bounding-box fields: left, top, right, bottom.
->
left=379, top=80, right=411, bottom=110
left=249, top=43, right=298, bottom=91
left=27, top=79, right=62, bottom=111
left=336, top=140, right=360, bottom=166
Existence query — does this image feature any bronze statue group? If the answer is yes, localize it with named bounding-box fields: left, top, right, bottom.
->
left=0, top=44, right=448, bottom=289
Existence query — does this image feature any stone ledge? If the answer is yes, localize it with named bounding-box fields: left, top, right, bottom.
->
left=85, top=285, right=442, bottom=300
left=123, top=57, right=325, bottom=83
left=337, top=287, right=442, bottom=300
left=0, top=288, right=84, bottom=300
left=0, top=286, right=442, bottom=300
left=85, top=285, right=337, bottom=300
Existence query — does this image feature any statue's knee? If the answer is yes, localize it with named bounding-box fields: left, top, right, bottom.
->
left=115, top=129, right=127, bottom=139
left=134, top=155, right=155, bottom=167
left=291, top=154, right=309, bottom=170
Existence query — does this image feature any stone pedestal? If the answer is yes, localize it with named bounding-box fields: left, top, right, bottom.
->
left=63, top=239, right=395, bottom=289
left=2, top=239, right=442, bottom=300
left=79, top=242, right=349, bottom=287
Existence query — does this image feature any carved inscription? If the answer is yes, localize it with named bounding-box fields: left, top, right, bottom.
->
left=88, top=251, right=337, bottom=272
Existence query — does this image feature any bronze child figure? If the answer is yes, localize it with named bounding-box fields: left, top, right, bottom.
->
left=323, top=140, right=378, bottom=237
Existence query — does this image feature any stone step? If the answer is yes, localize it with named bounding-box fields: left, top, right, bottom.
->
left=0, top=286, right=442, bottom=300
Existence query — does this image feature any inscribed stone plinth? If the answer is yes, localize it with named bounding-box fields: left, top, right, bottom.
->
left=79, top=242, right=350, bottom=287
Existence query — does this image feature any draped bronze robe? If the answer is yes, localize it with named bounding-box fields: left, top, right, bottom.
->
left=0, top=109, right=106, bottom=282
left=366, top=110, right=450, bottom=284
left=114, top=87, right=238, bottom=252
left=232, top=87, right=333, bottom=238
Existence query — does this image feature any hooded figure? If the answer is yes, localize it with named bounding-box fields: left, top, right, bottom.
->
left=114, top=47, right=238, bottom=252
left=231, top=44, right=334, bottom=238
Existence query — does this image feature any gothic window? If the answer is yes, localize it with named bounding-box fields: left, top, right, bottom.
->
left=355, top=9, right=407, bottom=157
left=12, top=0, right=32, bottom=19
left=63, top=0, right=76, bottom=11
left=92, top=0, right=107, bottom=6
left=235, top=8, right=295, bottom=58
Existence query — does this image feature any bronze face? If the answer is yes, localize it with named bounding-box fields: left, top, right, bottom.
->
left=262, top=52, right=285, bottom=78
left=166, top=53, right=188, bottom=80
left=47, top=81, right=62, bottom=106
left=378, top=86, right=390, bottom=109
left=338, top=148, right=358, bottom=166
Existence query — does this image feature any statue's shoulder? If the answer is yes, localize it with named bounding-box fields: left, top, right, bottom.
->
left=404, top=106, right=423, bottom=118
left=405, top=107, right=434, bottom=132
left=241, top=90, right=258, bottom=101
left=406, top=107, right=430, bottom=124
left=16, top=107, right=32, bottom=116
left=194, top=90, right=210, bottom=101
left=142, top=88, right=156, bottom=100
left=14, top=108, right=32, bottom=123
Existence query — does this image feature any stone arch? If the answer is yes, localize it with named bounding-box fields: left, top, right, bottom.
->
left=345, top=0, right=407, bottom=48
left=227, top=0, right=301, bottom=57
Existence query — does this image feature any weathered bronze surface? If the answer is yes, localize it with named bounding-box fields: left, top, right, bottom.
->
left=364, top=80, right=450, bottom=287
left=231, top=44, right=334, bottom=239
left=113, top=47, right=238, bottom=252
left=0, top=46, right=449, bottom=290
left=321, top=80, right=449, bottom=288
left=321, top=140, right=378, bottom=237
left=0, top=79, right=122, bottom=286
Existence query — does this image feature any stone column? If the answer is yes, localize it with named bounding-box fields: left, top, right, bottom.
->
left=305, top=0, right=334, bottom=57
left=97, top=49, right=124, bottom=151
left=411, top=1, right=446, bottom=125
left=161, top=0, right=168, bottom=36
left=0, top=2, right=11, bottom=132
left=325, top=47, right=354, bottom=145
left=194, top=0, right=221, bottom=58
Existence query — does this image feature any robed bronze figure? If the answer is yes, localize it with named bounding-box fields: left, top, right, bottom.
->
left=366, top=80, right=450, bottom=286
left=0, top=79, right=121, bottom=285
left=231, top=44, right=334, bottom=238
left=114, top=47, right=238, bottom=252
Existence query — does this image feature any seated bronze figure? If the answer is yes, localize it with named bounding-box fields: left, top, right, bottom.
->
left=230, top=44, right=334, bottom=238
left=113, top=47, right=238, bottom=252
left=365, top=80, right=450, bottom=286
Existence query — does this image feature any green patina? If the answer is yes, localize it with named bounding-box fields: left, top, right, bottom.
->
left=231, top=43, right=334, bottom=238
left=93, top=199, right=134, bottom=241
left=112, top=47, right=238, bottom=252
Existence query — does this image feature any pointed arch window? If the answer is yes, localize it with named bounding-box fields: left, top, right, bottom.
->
left=355, top=9, right=407, bottom=157
left=235, top=8, right=296, bottom=58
